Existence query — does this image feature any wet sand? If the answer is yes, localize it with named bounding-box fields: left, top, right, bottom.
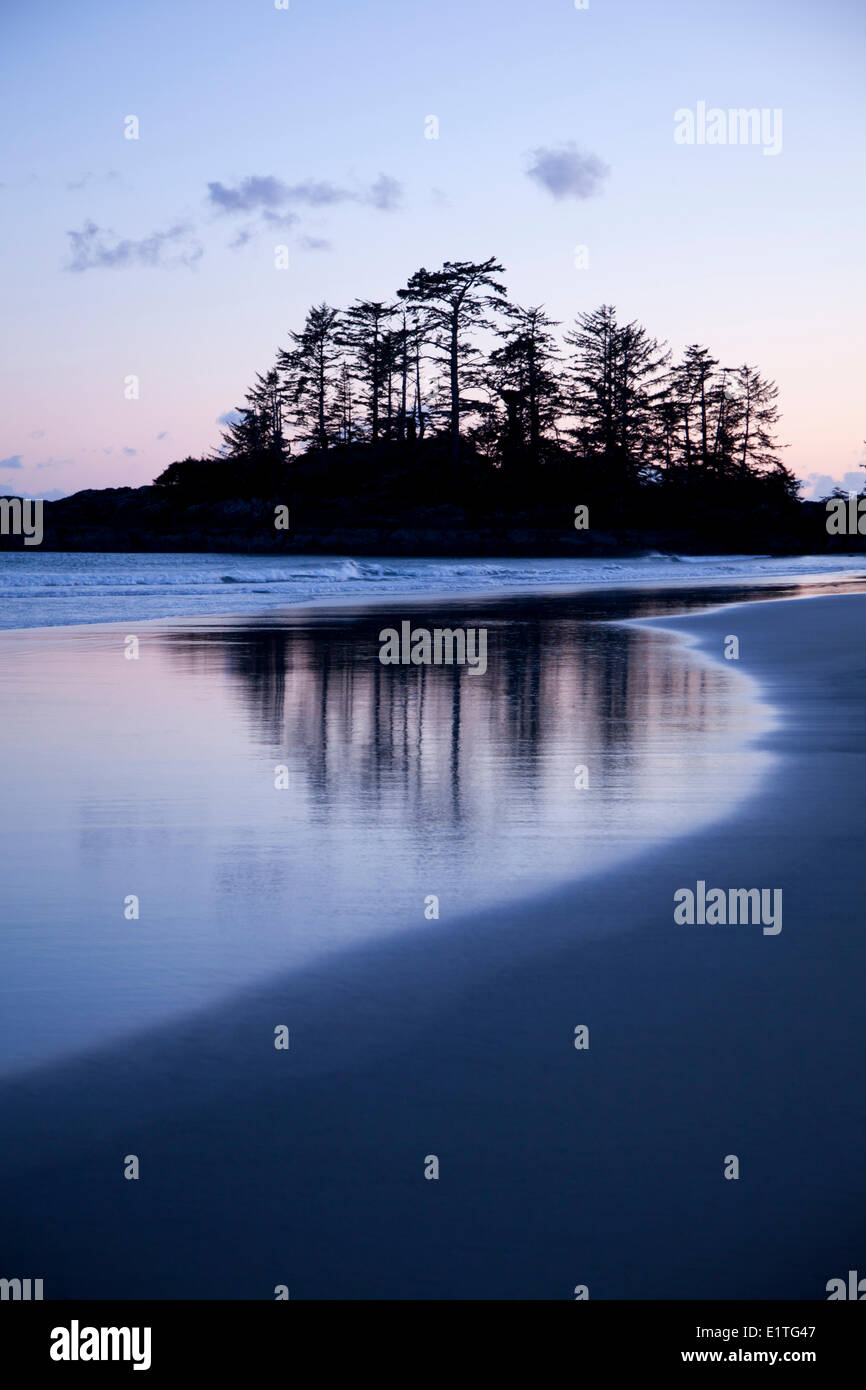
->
left=1, top=589, right=865, bottom=1299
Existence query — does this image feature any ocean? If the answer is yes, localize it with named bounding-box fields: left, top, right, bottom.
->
left=1, top=549, right=866, bottom=629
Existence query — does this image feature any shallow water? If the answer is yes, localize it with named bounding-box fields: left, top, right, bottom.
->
left=3, top=580, right=866, bottom=1301
left=0, top=583, right=786, bottom=1076
left=1, top=549, right=866, bottom=628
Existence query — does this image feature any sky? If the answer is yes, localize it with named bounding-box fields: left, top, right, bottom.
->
left=1, top=0, right=864, bottom=500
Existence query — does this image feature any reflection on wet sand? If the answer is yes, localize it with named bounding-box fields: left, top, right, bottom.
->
left=0, top=577, right=862, bottom=1074
left=160, top=584, right=772, bottom=848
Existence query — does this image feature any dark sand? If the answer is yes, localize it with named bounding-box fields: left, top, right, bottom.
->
left=1, top=591, right=865, bottom=1299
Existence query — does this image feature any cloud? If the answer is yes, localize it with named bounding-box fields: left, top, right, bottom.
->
left=525, top=143, right=609, bottom=200
left=65, top=220, right=203, bottom=271
left=226, top=220, right=300, bottom=250
left=0, top=457, right=74, bottom=492
left=156, top=431, right=168, bottom=440
left=286, top=179, right=355, bottom=207
left=260, top=214, right=300, bottom=232
left=207, top=175, right=356, bottom=217
left=29, top=429, right=46, bottom=440
left=366, top=174, right=403, bottom=210
left=67, top=170, right=121, bottom=192
left=217, top=410, right=243, bottom=426
left=207, top=173, right=404, bottom=226
left=801, top=470, right=865, bottom=501
left=122, top=446, right=138, bottom=456
left=299, top=235, right=331, bottom=251
left=208, top=175, right=293, bottom=214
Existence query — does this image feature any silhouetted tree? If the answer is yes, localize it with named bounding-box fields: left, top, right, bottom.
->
left=486, top=304, right=563, bottom=463
left=565, top=306, right=669, bottom=486
left=277, top=303, right=342, bottom=451
left=668, top=345, right=719, bottom=479
left=207, top=259, right=792, bottom=540
left=730, top=364, right=783, bottom=477
left=338, top=300, right=394, bottom=444
left=398, top=258, right=508, bottom=460
left=220, top=368, right=287, bottom=468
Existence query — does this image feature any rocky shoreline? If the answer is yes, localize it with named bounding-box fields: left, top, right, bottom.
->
left=2, top=483, right=855, bottom=556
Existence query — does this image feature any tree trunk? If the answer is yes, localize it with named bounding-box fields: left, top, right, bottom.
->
left=371, top=333, right=378, bottom=444
left=399, top=317, right=408, bottom=443
left=415, top=335, right=425, bottom=439
left=449, top=312, right=460, bottom=460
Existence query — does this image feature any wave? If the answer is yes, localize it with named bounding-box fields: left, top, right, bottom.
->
left=1, top=552, right=865, bottom=630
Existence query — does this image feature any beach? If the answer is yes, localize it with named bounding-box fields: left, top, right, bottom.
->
left=1, top=578, right=865, bottom=1299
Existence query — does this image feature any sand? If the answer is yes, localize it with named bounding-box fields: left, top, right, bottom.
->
left=1, top=590, right=864, bottom=1299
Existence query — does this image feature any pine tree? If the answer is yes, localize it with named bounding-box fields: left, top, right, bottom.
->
left=486, top=304, right=563, bottom=462
left=668, top=345, right=719, bottom=478
left=730, top=364, right=784, bottom=477
left=398, top=258, right=508, bottom=459
left=220, top=368, right=287, bottom=469
left=565, top=306, right=668, bottom=484
left=276, top=303, right=342, bottom=452
left=338, top=300, right=395, bottom=443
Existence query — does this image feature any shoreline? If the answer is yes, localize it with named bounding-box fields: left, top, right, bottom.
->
left=1, top=589, right=865, bottom=1297
left=1, top=553, right=865, bottom=635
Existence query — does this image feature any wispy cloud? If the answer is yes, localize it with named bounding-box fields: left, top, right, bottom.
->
left=299, top=235, right=331, bottom=252
left=122, top=446, right=138, bottom=456
left=67, top=170, right=121, bottom=192
left=207, top=175, right=359, bottom=214
left=29, top=429, right=46, bottom=440
left=65, top=220, right=203, bottom=272
left=0, top=454, right=23, bottom=469
left=227, top=222, right=289, bottom=251
left=156, top=431, right=168, bottom=440
left=366, top=174, right=402, bottom=210
left=525, top=143, right=609, bottom=200
left=206, top=171, right=404, bottom=246
left=208, top=175, right=295, bottom=213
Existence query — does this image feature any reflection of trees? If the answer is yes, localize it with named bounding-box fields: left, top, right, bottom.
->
left=160, top=582, right=787, bottom=837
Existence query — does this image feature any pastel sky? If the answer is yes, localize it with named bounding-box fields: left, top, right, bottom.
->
left=1, top=0, right=864, bottom=500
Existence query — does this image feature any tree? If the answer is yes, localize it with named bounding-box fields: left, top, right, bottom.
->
left=338, top=300, right=395, bottom=443
left=335, top=362, right=357, bottom=445
left=665, top=345, right=719, bottom=479
left=277, top=303, right=342, bottom=452
left=405, top=306, right=430, bottom=440
left=205, top=258, right=798, bottom=541
left=730, top=364, right=784, bottom=477
left=220, top=368, right=287, bottom=468
left=564, top=306, right=669, bottom=484
left=486, top=304, right=563, bottom=463
left=398, top=257, right=508, bottom=459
